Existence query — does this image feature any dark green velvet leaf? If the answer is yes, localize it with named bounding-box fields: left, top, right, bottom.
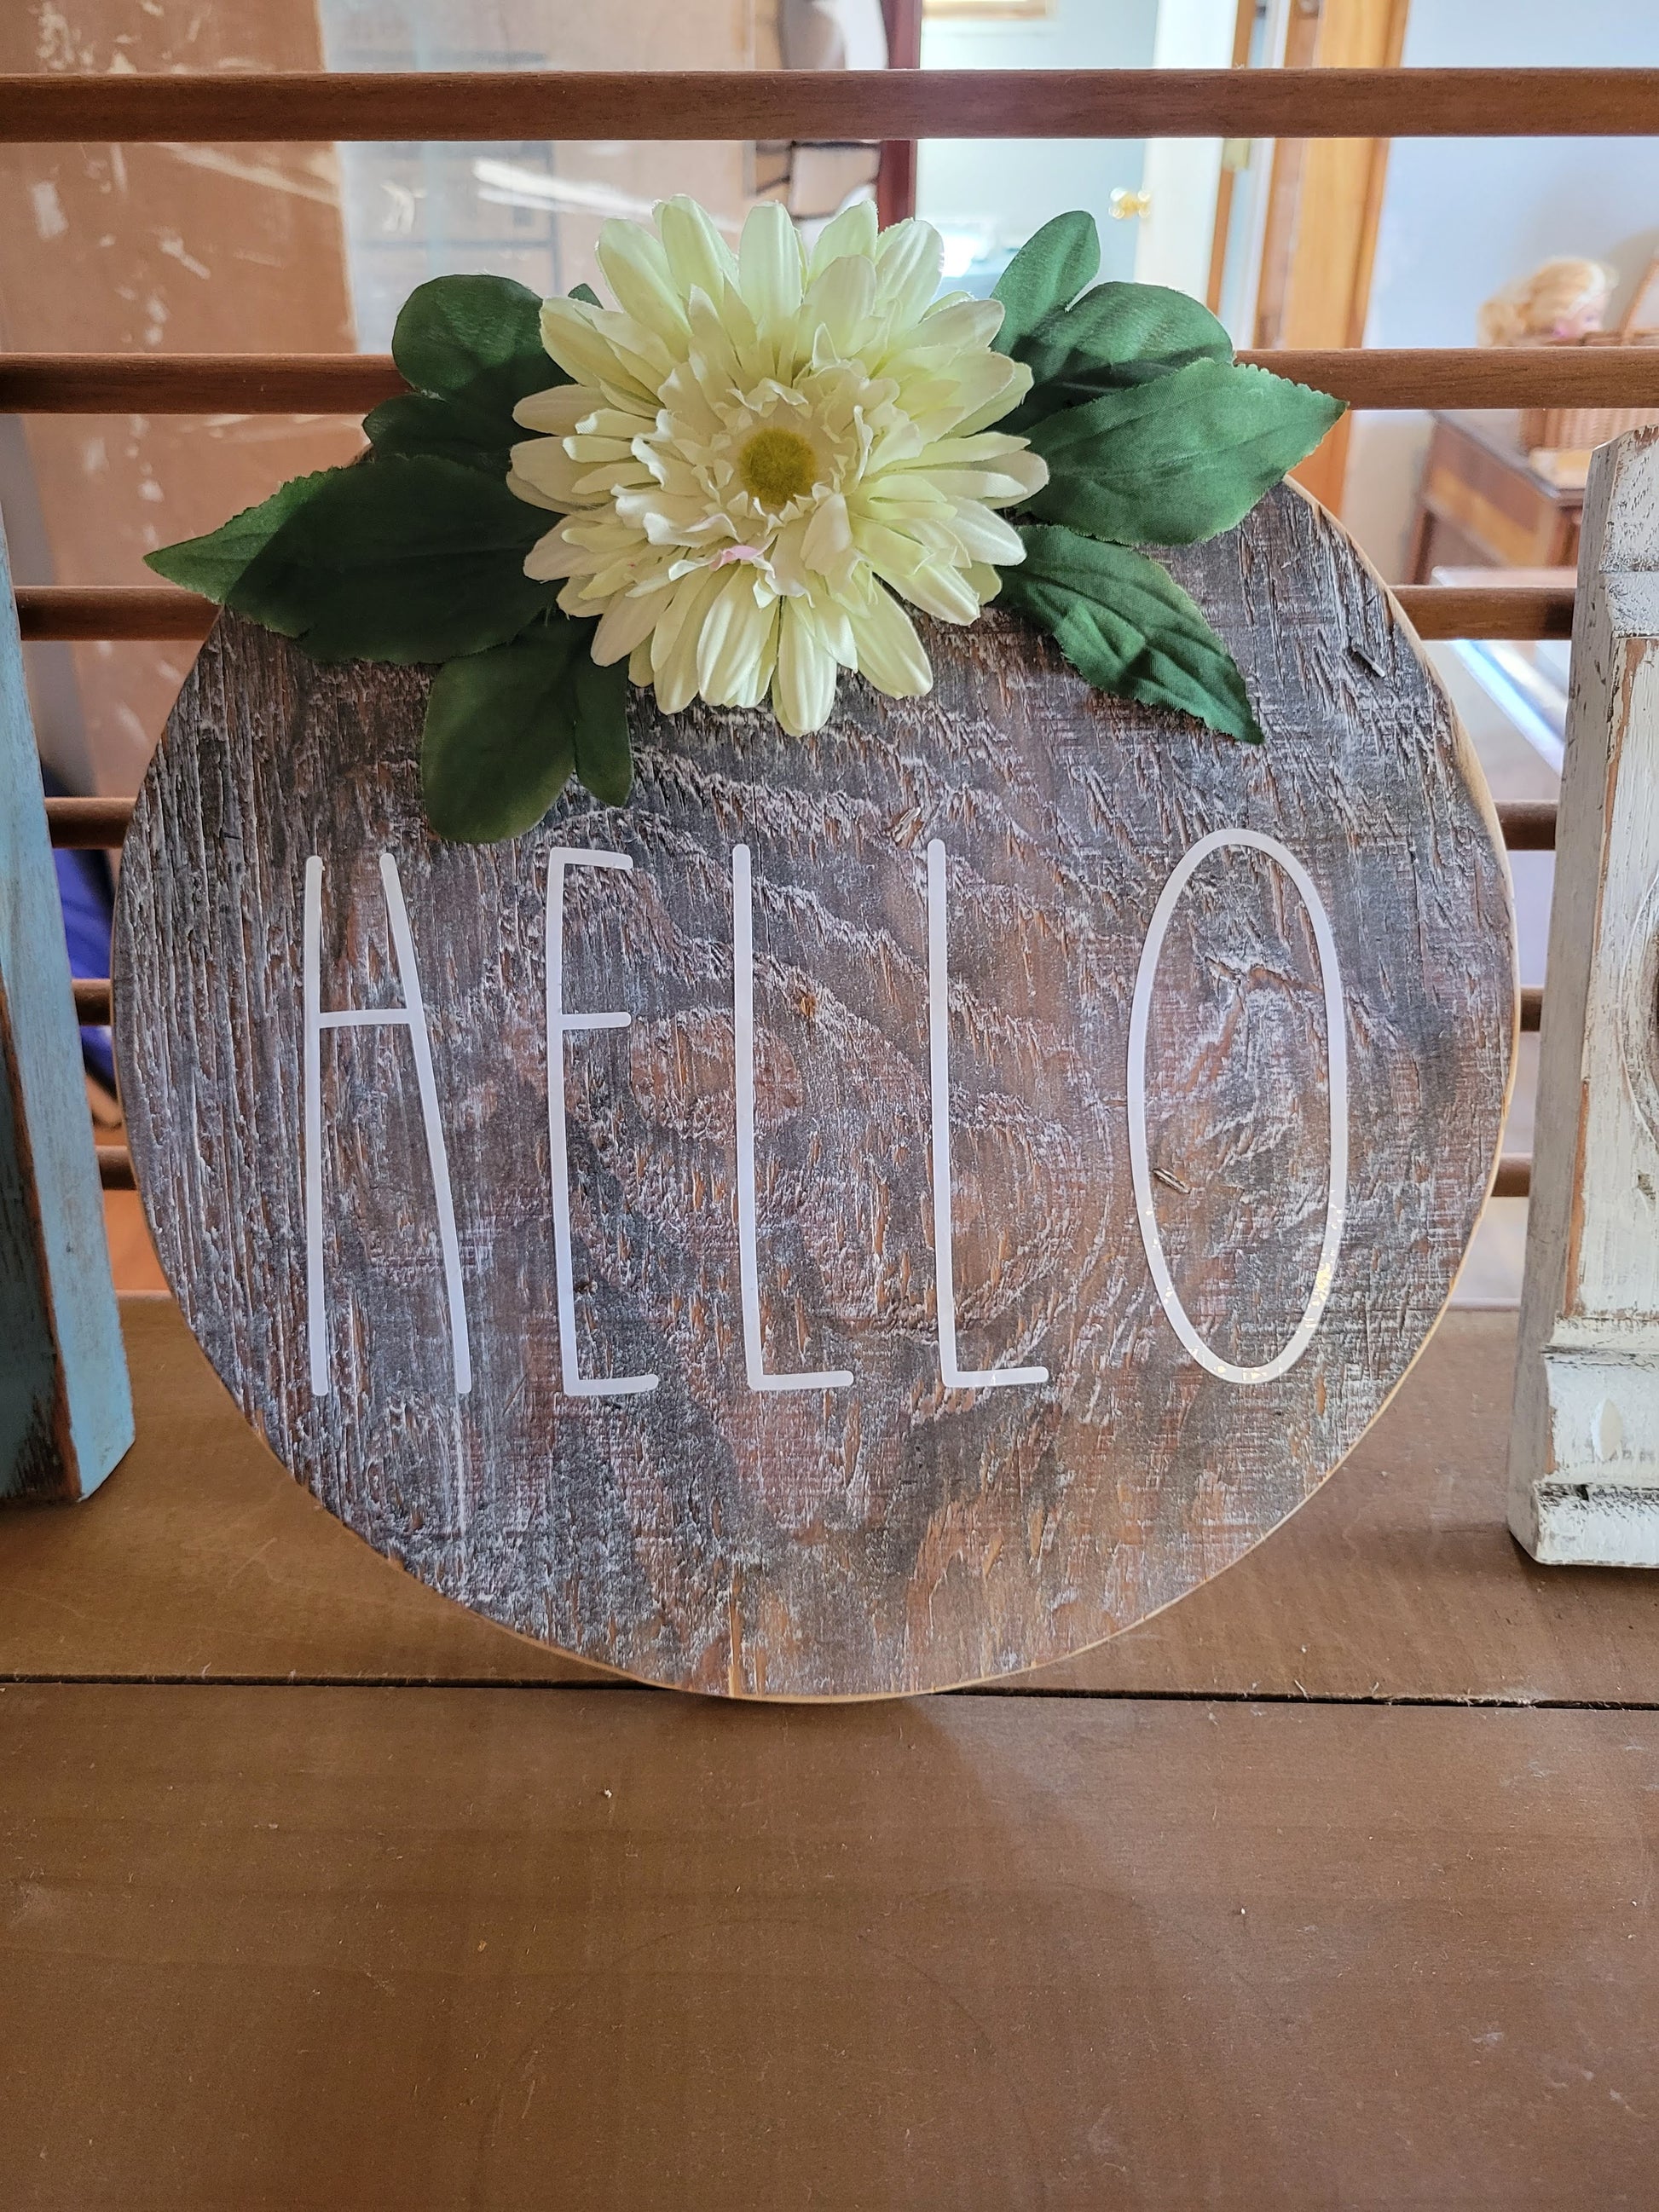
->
left=1001, top=280, right=1235, bottom=433
left=420, top=623, right=582, bottom=843
left=227, top=453, right=557, bottom=664
left=362, top=392, right=514, bottom=475
left=1026, top=358, right=1344, bottom=546
left=571, top=652, right=633, bottom=806
left=365, top=273, right=568, bottom=471
left=991, top=211, right=1101, bottom=354
left=142, top=470, right=338, bottom=599
left=1003, top=523, right=1261, bottom=743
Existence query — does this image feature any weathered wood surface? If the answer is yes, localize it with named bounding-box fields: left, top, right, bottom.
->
left=113, top=484, right=1514, bottom=1696
left=1512, top=426, right=1659, bottom=1564
left=0, top=510, right=130, bottom=1504
left=17, top=1302, right=1659, bottom=1707
left=5, top=1684, right=1659, bottom=2209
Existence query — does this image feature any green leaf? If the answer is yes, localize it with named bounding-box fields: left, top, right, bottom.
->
left=365, top=273, right=566, bottom=473
left=363, top=392, right=517, bottom=475
left=991, top=211, right=1100, bottom=354
left=1003, top=523, right=1261, bottom=743
left=1002, top=281, right=1234, bottom=433
left=143, top=469, right=338, bottom=599
left=420, top=623, right=582, bottom=843
left=1026, top=357, right=1344, bottom=546
left=572, top=653, right=633, bottom=806
left=228, top=453, right=558, bottom=664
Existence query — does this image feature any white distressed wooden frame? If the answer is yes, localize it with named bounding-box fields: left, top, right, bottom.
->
left=1511, top=426, right=1659, bottom=1565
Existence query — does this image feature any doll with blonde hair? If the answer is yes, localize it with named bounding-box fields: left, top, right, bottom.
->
left=1477, top=257, right=1615, bottom=347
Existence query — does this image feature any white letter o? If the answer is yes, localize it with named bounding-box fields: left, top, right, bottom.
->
left=1127, top=829, right=1349, bottom=1387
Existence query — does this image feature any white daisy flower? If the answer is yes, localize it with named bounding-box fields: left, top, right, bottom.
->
left=507, top=197, right=1048, bottom=736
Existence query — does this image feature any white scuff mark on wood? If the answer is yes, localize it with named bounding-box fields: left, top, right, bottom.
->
left=29, top=181, right=67, bottom=242
left=157, top=231, right=211, bottom=281
left=158, top=143, right=343, bottom=211
left=35, top=3, right=77, bottom=68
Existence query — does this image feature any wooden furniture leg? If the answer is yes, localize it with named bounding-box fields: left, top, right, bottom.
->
left=1510, top=425, right=1659, bottom=1562
left=0, top=508, right=131, bottom=1502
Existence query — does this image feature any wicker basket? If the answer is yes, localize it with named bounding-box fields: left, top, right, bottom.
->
left=1519, top=330, right=1659, bottom=452
left=1519, top=403, right=1659, bottom=451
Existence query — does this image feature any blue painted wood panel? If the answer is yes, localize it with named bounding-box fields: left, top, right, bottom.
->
left=0, top=507, right=131, bottom=1501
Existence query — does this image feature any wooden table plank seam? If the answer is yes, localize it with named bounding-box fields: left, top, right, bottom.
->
left=5, top=1676, right=1659, bottom=1712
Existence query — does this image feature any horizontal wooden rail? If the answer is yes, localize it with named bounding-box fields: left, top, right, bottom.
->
left=18, top=582, right=1579, bottom=644
left=78, top=970, right=1527, bottom=1034
left=96, top=1145, right=136, bottom=1192
left=89, top=1129, right=1538, bottom=1195
left=1497, top=802, right=1557, bottom=852
left=3, top=69, right=1657, bottom=145
left=46, top=796, right=135, bottom=847
left=90, top=1141, right=1538, bottom=1196
left=19, top=586, right=214, bottom=640
left=4, top=349, right=1656, bottom=417
left=45, top=796, right=1560, bottom=852
left=1393, top=585, right=1575, bottom=641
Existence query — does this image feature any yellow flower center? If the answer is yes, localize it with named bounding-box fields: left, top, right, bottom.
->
left=737, top=424, right=820, bottom=509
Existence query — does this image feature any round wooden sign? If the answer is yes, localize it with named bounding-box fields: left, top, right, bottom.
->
left=114, top=485, right=1514, bottom=1697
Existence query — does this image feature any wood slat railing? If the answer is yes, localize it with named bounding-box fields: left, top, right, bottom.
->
left=14, top=582, right=1581, bottom=644
left=1395, top=585, right=1575, bottom=640
left=3, top=68, right=1656, bottom=145
left=20, top=587, right=215, bottom=641
left=44, top=794, right=1562, bottom=852
left=88, top=1140, right=1538, bottom=1198
left=45, top=796, right=136, bottom=848
left=67, top=978, right=1543, bottom=1042
left=5, top=349, right=1655, bottom=416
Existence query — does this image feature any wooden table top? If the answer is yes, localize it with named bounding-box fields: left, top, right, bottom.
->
left=4, top=1299, right=1658, bottom=2207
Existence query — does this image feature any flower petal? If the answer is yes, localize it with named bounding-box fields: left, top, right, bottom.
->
left=513, top=382, right=593, bottom=436
left=523, top=523, right=587, bottom=580
left=697, top=568, right=779, bottom=704
left=807, top=197, right=878, bottom=280
left=938, top=500, right=1026, bottom=564
left=540, top=297, right=661, bottom=406
left=774, top=598, right=839, bottom=734
left=509, top=436, right=607, bottom=511
left=592, top=578, right=671, bottom=663
left=658, top=194, right=739, bottom=300
left=597, top=217, right=692, bottom=348
left=847, top=586, right=932, bottom=697
left=738, top=200, right=805, bottom=330
left=874, top=219, right=945, bottom=331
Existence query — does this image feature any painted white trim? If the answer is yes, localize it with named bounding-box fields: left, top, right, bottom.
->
left=546, top=847, right=658, bottom=1399
left=925, top=840, right=1049, bottom=1394
left=303, top=852, right=472, bottom=1400
left=731, top=842, right=853, bottom=1393
left=1127, top=829, right=1348, bottom=1387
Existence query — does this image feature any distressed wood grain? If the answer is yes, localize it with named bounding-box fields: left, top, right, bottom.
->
left=113, top=483, right=1514, bottom=1696
left=1511, top=426, right=1659, bottom=1563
